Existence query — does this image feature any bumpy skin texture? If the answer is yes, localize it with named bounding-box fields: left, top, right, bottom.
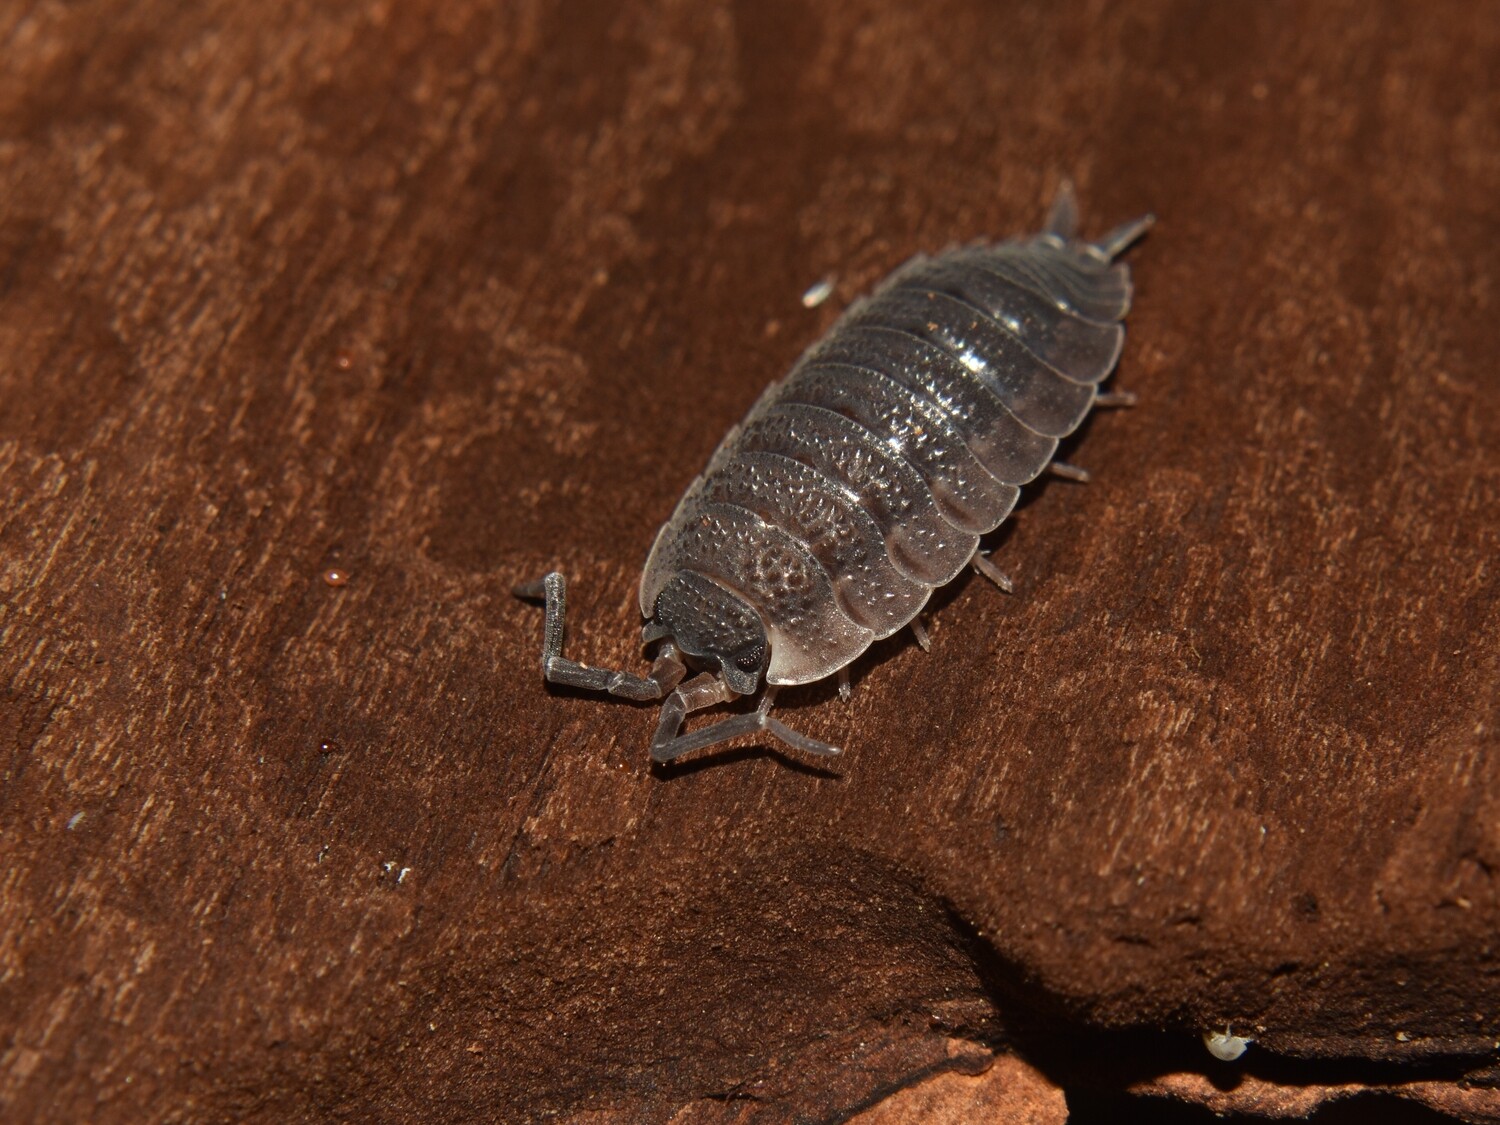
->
left=641, top=227, right=1137, bottom=685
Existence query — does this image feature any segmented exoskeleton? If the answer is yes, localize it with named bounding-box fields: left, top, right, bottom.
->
left=517, top=184, right=1152, bottom=763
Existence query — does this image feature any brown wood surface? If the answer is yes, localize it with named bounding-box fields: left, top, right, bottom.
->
left=2, top=1, right=1497, bottom=1121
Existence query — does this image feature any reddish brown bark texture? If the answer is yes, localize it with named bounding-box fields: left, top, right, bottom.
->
left=2, top=1, right=1497, bottom=1121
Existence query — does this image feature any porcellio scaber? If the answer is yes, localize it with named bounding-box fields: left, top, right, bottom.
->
left=517, top=184, right=1152, bottom=763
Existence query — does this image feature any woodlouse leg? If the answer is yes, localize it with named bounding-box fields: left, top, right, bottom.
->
left=1094, top=390, right=1138, bottom=408
left=909, top=616, right=932, bottom=652
left=514, top=572, right=686, bottom=702
left=1048, top=460, right=1092, bottom=483
left=837, top=667, right=852, bottom=703
left=651, top=681, right=841, bottom=763
left=971, top=550, right=1015, bottom=594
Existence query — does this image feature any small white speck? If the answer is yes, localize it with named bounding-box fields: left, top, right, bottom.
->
left=398, top=867, right=411, bottom=883
left=957, top=348, right=987, bottom=374
left=801, top=277, right=835, bottom=308
left=383, top=861, right=395, bottom=873
left=66, top=812, right=85, bottom=830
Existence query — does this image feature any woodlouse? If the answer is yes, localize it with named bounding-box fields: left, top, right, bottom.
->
left=1203, top=1027, right=1252, bottom=1061
left=517, top=184, right=1151, bottom=763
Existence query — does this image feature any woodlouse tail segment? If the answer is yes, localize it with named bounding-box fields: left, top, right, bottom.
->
left=651, top=682, right=842, bottom=764
left=1093, top=213, right=1156, bottom=261
left=515, top=572, right=685, bottom=702
left=1046, top=178, right=1152, bottom=262
left=1094, top=390, right=1139, bottom=409
left=1045, top=180, right=1080, bottom=241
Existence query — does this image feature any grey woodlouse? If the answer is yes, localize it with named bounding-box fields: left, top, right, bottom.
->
left=517, top=184, right=1152, bottom=763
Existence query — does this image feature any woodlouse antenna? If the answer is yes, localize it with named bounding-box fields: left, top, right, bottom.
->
left=516, top=572, right=840, bottom=763
left=649, top=683, right=841, bottom=764
left=513, top=573, right=684, bottom=701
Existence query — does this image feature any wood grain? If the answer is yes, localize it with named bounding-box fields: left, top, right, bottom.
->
left=2, top=1, right=1496, bottom=1120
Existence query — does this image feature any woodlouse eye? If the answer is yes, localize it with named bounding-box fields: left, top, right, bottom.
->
left=733, top=646, right=764, bottom=673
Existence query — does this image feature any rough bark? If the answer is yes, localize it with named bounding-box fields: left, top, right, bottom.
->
left=1, top=1, right=1496, bottom=1121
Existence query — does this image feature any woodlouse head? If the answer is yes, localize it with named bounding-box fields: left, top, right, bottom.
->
left=644, top=571, right=768, bottom=696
